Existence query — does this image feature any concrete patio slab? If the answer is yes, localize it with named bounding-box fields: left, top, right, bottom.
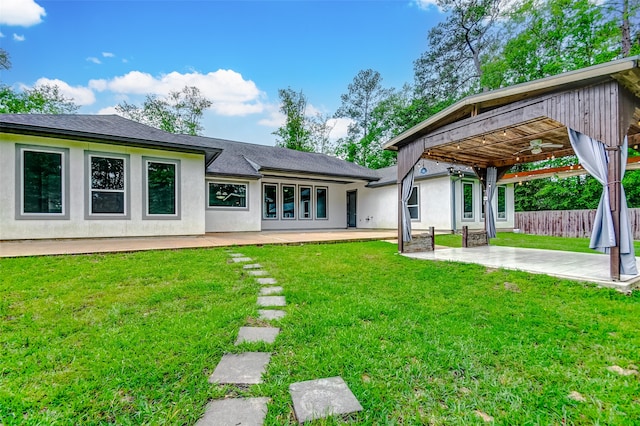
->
left=257, top=278, right=277, bottom=285
left=259, top=286, right=283, bottom=295
left=208, top=352, right=271, bottom=385
left=243, top=263, right=262, bottom=269
left=195, top=397, right=270, bottom=426
left=257, top=296, right=286, bottom=307
left=403, top=245, right=640, bottom=291
left=235, top=326, right=280, bottom=345
left=289, top=376, right=363, bottom=424
left=258, top=309, right=286, bottom=320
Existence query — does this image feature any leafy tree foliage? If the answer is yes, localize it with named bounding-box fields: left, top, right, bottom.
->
left=272, top=87, right=313, bottom=152
left=0, top=48, right=11, bottom=70
left=116, top=86, right=211, bottom=136
left=0, top=84, right=79, bottom=114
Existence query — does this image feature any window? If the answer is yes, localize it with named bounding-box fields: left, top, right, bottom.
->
left=315, top=187, right=327, bottom=219
left=497, top=186, right=507, bottom=220
left=208, top=182, right=247, bottom=208
left=17, top=145, right=69, bottom=219
left=86, top=153, right=128, bottom=217
left=143, top=158, right=180, bottom=219
left=300, top=186, right=312, bottom=219
left=462, top=181, right=474, bottom=220
left=282, top=185, right=296, bottom=219
left=263, top=184, right=277, bottom=219
left=408, top=186, right=419, bottom=220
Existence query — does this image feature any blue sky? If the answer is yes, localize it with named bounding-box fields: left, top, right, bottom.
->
left=0, top=0, right=444, bottom=145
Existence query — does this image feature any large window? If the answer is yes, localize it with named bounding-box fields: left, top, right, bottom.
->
left=462, top=181, right=474, bottom=220
left=17, top=145, right=69, bottom=219
left=315, top=187, right=327, bottom=219
left=209, top=182, right=247, bottom=208
left=86, top=153, right=128, bottom=217
left=408, top=186, right=419, bottom=220
left=299, top=186, right=312, bottom=219
left=263, top=184, right=277, bottom=219
left=497, top=186, right=507, bottom=220
left=282, top=185, right=296, bottom=219
left=143, top=158, right=180, bottom=219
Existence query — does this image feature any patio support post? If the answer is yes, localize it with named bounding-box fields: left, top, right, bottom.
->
left=607, top=145, right=622, bottom=280
left=398, top=182, right=404, bottom=253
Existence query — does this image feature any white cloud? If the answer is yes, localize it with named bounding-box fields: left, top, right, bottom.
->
left=33, top=78, right=96, bottom=106
left=102, top=52, right=115, bottom=58
left=97, top=106, right=119, bottom=115
left=90, top=69, right=265, bottom=116
left=413, top=0, right=441, bottom=11
left=327, top=117, right=353, bottom=141
left=0, top=32, right=4, bottom=38
left=13, top=33, right=25, bottom=41
left=87, top=57, right=101, bottom=64
left=257, top=104, right=285, bottom=128
left=1, top=0, right=46, bottom=26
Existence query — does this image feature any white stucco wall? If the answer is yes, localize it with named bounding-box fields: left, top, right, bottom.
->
left=1, top=133, right=206, bottom=240
left=204, top=178, right=261, bottom=232
left=453, top=178, right=515, bottom=231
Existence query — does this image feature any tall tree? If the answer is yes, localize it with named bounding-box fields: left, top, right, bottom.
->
left=272, top=87, right=313, bottom=152
left=0, top=84, right=79, bottom=114
left=0, top=48, right=11, bottom=71
left=414, top=0, right=503, bottom=102
left=306, top=112, right=336, bottom=155
left=334, top=69, right=390, bottom=167
left=116, top=86, right=212, bottom=135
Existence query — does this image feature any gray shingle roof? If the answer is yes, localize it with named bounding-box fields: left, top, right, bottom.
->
left=368, top=160, right=474, bottom=187
left=0, top=114, right=381, bottom=182
left=0, top=114, right=222, bottom=164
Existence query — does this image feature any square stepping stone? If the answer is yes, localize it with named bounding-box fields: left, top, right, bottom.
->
left=257, top=296, right=286, bottom=307
left=248, top=270, right=268, bottom=276
left=257, top=278, right=277, bottom=285
left=195, top=397, right=270, bottom=426
left=208, top=352, right=271, bottom=385
left=235, top=326, right=280, bottom=345
left=243, top=263, right=262, bottom=269
left=232, top=257, right=253, bottom=263
left=259, top=286, right=283, bottom=295
left=229, top=253, right=245, bottom=257
left=290, top=376, right=363, bottom=424
left=258, top=309, right=286, bottom=320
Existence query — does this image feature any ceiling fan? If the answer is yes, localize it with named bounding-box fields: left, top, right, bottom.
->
left=515, top=139, right=564, bottom=155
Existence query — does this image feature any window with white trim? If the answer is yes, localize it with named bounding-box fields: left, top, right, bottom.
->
left=263, top=184, right=277, bottom=219
left=282, top=185, right=296, bottom=219
left=315, top=187, right=328, bottom=219
left=143, top=158, right=180, bottom=218
left=497, top=185, right=507, bottom=220
left=208, top=182, right=247, bottom=208
left=408, top=186, right=419, bottom=220
left=462, top=181, right=474, bottom=220
left=87, top=153, right=128, bottom=217
left=299, top=186, right=312, bottom=219
left=17, top=145, right=68, bottom=219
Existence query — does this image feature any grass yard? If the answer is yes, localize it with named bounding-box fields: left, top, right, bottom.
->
left=1, top=240, right=639, bottom=424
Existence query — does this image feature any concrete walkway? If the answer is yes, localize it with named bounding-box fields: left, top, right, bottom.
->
left=0, top=229, right=397, bottom=258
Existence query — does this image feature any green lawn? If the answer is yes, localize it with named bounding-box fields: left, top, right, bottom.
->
left=1, top=241, right=639, bottom=424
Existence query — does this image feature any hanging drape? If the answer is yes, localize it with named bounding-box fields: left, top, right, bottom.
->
left=568, top=128, right=637, bottom=275
left=401, top=167, right=415, bottom=243
left=485, top=167, right=497, bottom=239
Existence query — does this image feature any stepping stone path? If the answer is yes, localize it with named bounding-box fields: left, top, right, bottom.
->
left=196, top=250, right=363, bottom=425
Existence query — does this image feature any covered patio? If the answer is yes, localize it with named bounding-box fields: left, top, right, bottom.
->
left=384, top=56, right=640, bottom=283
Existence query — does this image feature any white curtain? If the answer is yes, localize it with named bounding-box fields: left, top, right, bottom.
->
left=568, top=128, right=637, bottom=275
left=485, top=167, right=497, bottom=239
left=401, top=168, right=415, bottom=243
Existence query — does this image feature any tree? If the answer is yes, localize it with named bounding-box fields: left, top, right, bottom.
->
left=0, top=48, right=11, bottom=70
left=414, top=0, right=503, bottom=102
left=272, top=87, right=313, bottom=152
left=116, top=86, right=212, bottom=135
left=0, top=84, right=79, bottom=114
left=334, top=69, right=391, bottom=167
left=306, top=112, right=336, bottom=155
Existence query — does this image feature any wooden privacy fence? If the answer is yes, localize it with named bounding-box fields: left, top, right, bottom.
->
left=515, top=209, right=640, bottom=239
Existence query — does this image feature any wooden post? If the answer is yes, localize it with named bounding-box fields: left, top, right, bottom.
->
left=607, top=146, right=621, bottom=280
left=462, top=225, right=469, bottom=248
left=429, top=226, right=435, bottom=251
left=398, top=183, right=404, bottom=253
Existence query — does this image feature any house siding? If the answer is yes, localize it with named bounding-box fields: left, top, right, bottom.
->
left=204, top=178, right=262, bottom=232
left=0, top=133, right=205, bottom=240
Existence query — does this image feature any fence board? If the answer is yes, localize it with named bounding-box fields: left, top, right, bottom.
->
left=515, top=209, right=640, bottom=239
